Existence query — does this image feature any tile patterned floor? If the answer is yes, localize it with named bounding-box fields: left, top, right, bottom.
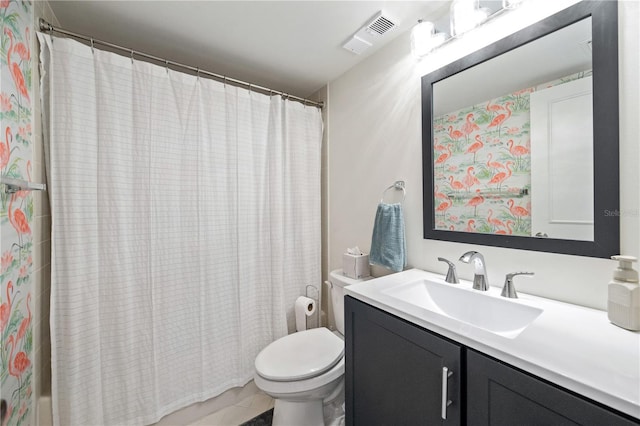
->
left=189, top=392, right=274, bottom=426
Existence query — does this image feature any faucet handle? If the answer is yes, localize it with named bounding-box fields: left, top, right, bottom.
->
left=438, top=257, right=459, bottom=284
left=501, top=272, right=534, bottom=299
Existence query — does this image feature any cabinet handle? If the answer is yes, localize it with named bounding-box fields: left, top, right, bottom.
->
left=441, top=366, right=453, bottom=420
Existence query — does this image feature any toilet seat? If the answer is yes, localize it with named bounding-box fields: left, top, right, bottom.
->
left=254, top=356, right=344, bottom=398
left=255, top=328, right=344, bottom=381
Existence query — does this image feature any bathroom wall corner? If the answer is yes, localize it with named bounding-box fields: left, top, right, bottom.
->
left=309, top=84, right=330, bottom=327
left=32, top=0, right=61, bottom=422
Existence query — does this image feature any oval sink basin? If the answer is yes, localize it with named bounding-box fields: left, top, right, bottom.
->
left=382, top=279, right=543, bottom=338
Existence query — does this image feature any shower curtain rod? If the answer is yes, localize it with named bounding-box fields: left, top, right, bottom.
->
left=38, top=18, right=324, bottom=109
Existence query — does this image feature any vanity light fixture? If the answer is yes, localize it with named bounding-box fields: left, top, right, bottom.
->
left=410, top=20, right=447, bottom=59
left=411, top=0, right=528, bottom=60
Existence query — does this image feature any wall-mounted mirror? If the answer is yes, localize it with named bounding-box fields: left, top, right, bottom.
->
left=422, top=1, right=619, bottom=257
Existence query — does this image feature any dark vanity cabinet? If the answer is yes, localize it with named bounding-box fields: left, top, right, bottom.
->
left=345, top=296, right=463, bottom=425
left=466, top=350, right=638, bottom=426
left=345, top=296, right=640, bottom=426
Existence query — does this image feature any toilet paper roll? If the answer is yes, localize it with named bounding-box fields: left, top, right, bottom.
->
left=295, top=296, right=317, bottom=332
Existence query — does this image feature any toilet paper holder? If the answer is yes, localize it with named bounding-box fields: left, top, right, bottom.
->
left=305, top=284, right=320, bottom=329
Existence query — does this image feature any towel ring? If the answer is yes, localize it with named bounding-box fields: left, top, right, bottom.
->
left=380, top=181, right=406, bottom=203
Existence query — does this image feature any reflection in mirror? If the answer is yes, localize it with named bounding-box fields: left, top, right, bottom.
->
left=422, top=1, right=619, bottom=258
left=432, top=17, right=593, bottom=240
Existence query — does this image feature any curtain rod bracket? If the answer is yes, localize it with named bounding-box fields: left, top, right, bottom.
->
left=1, top=177, right=47, bottom=194
left=39, top=17, right=53, bottom=32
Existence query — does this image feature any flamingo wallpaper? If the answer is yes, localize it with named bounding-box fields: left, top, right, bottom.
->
left=1, top=1, right=34, bottom=425
left=433, top=70, right=592, bottom=236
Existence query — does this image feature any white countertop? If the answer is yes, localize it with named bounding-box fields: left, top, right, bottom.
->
left=344, top=268, right=640, bottom=419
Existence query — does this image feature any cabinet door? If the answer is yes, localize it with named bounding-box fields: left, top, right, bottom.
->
left=467, top=349, right=639, bottom=426
left=345, top=296, right=462, bottom=425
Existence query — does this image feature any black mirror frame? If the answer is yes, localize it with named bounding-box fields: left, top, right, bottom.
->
left=422, top=0, right=619, bottom=258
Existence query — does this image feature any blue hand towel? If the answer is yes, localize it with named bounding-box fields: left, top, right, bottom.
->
left=370, top=203, right=407, bottom=272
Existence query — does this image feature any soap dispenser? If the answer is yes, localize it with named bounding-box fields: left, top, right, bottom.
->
left=608, top=255, right=640, bottom=331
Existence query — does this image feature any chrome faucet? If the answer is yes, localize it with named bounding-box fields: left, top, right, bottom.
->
left=459, top=251, right=489, bottom=291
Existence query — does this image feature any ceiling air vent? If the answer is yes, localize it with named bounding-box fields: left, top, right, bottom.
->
left=342, top=11, right=397, bottom=55
left=365, top=13, right=396, bottom=36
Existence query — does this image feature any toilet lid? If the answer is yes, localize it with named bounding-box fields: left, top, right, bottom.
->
left=255, top=328, right=344, bottom=382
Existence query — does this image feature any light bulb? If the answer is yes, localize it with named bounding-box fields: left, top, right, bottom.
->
left=411, top=20, right=435, bottom=59
left=450, top=0, right=481, bottom=37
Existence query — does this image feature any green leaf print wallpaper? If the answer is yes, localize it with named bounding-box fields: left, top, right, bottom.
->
left=432, top=70, right=592, bottom=237
left=1, top=1, right=35, bottom=425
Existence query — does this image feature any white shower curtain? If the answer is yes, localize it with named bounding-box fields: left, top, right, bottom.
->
left=39, top=34, right=322, bottom=426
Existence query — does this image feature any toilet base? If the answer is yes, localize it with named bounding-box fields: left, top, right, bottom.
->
left=272, top=399, right=324, bottom=426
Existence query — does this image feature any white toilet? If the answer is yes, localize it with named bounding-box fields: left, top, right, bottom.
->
left=254, top=270, right=371, bottom=426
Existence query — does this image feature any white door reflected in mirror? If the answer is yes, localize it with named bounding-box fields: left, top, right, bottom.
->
left=530, top=76, right=594, bottom=241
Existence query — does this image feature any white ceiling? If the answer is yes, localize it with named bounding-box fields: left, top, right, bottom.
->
left=48, top=1, right=451, bottom=98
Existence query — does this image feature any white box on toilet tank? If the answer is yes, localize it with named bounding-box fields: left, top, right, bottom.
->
left=342, top=253, right=370, bottom=279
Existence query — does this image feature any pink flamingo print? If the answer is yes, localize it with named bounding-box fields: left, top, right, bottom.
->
left=508, top=139, right=530, bottom=164
left=0, top=281, right=14, bottom=332
left=462, top=166, right=480, bottom=192
left=488, top=161, right=513, bottom=191
left=12, top=27, right=30, bottom=62
left=485, top=153, right=504, bottom=172
left=465, top=219, right=476, bottom=232
left=6, top=334, right=31, bottom=400
left=466, top=189, right=484, bottom=216
left=486, top=100, right=504, bottom=114
left=0, top=127, right=11, bottom=170
left=433, top=137, right=446, bottom=152
left=508, top=199, right=529, bottom=217
left=435, top=145, right=452, bottom=167
left=508, top=199, right=530, bottom=226
left=448, top=175, right=464, bottom=192
left=487, top=209, right=506, bottom=230
left=465, top=134, right=484, bottom=163
left=461, top=113, right=480, bottom=139
left=447, top=125, right=464, bottom=141
left=4, top=29, right=30, bottom=103
left=434, top=185, right=448, bottom=200
left=16, top=293, right=31, bottom=346
left=436, top=199, right=452, bottom=215
left=496, top=220, right=514, bottom=235
left=487, top=101, right=512, bottom=135
left=8, top=193, right=31, bottom=249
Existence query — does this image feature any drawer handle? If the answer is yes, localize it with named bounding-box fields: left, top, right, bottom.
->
left=441, top=366, right=453, bottom=420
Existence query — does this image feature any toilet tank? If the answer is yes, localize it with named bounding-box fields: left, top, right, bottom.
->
left=329, top=269, right=373, bottom=335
